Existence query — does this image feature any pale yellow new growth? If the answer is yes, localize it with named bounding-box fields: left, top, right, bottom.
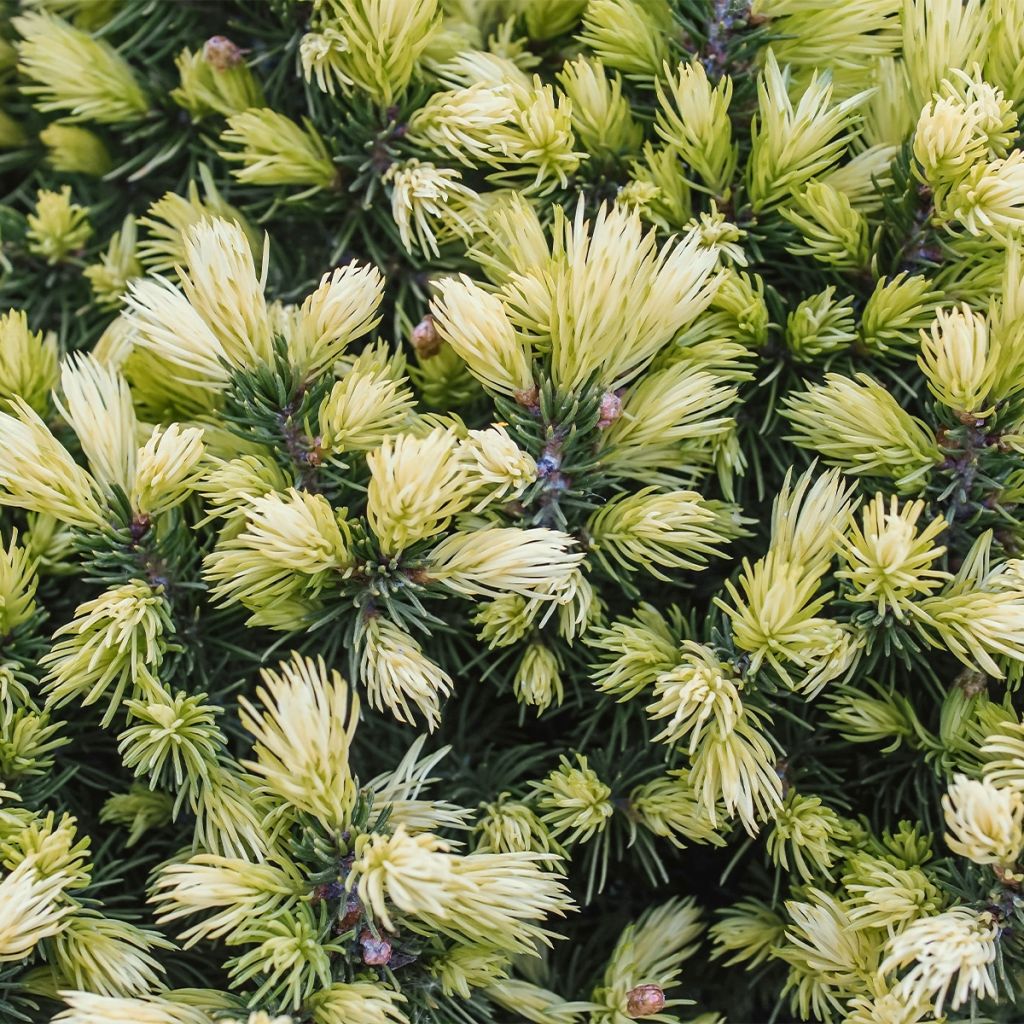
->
left=151, top=853, right=303, bottom=947
left=0, top=857, right=71, bottom=961
left=502, top=201, right=720, bottom=390
left=221, top=109, right=337, bottom=189
left=0, top=309, right=59, bottom=416
left=486, top=979, right=593, bottom=1024
left=784, top=373, right=940, bottom=490
left=408, top=83, right=518, bottom=167
left=408, top=77, right=582, bottom=194
left=579, top=0, right=670, bottom=77
left=880, top=906, right=997, bottom=1015
left=690, top=710, right=783, bottom=834
left=475, top=797, right=560, bottom=856
left=304, top=0, right=440, bottom=104
left=718, top=551, right=851, bottom=693
left=318, top=366, right=414, bottom=452
left=466, top=191, right=549, bottom=285
left=430, top=275, right=535, bottom=398
left=902, top=0, right=987, bottom=112
left=349, top=825, right=570, bottom=954
left=648, top=642, right=744, bottom=753
left=42, top=580, right=170, bottom=726
left=55, top=355, right=137, bottom=495
left=47, top=911, right=169, bottom=997
left=307, top=983, right=409, bottom=1024
left=52, top=991, right=212, bottom=1024
left=557, top=56, right=641, bottom=159
left=594, top=897, right=704, bottom=1018
left=363, top=737, right=469, bottom=834
left=590, top=604, right=683, bottom=700
left=383, top=159, right=477, bottom=257
left=630, top=772, right=726, bottom=849
left=139, top=171, right=257, bottom=275
left=178, top=218, right=272, bottom=367
left=366, top=428, right=470, bottom=553
left=781, top=184, right=869, bottom=270
left=748, top=50, right=870, bottom=209
left=426, top=527, right=584, bottom=600
left=766, top=793, right=850, bottom=882
left=172, top=43, right=264, bottom=120
left=40, top=124, right=112, bottom=176
left=0, top=531, right=39, bottom=635
left=239, top=653, right=359, bottom=826
left=84, top=214, right=142, bottom=309
left=126, top=218, right=273, bottom=404
left=514, top=642, right=563, bottom=713
left=430, top=945, right=509, bottom=1000
left=534, top=754, right=614, bottom=845
left=0, top=398, right=105, bottom=528
left=913, top=69, right=1017, bottom=186
left=349, top=827, right=453, bottom=932
left=14, top=11, right=149, bottom=124
left=26, top=187, right=92, bottom=265
left=462, top=425, right=537, bottom=511
left=836, top=494, right=950, bottom=618
left=588, top=488, right=738, bottom=580
left=292, top=264, right=383, bottom=377
left=943, top=774, right=1024, bottom=865
left=599, top=366, right=736, bottom=482
left=233, top=489, right=351, bottom=576
left=781, top=889, right=875, bottom=995
left=359, top=616, right=453, bottom=729
left=655, top=60, right=736, bottom=192
left=912, top=583, right=1024, bottom=678
left=770, top=466, right=857, bottom=570
left=919, top=304, right=998, bottom=414
left=203, top=488, right=351, bottom=631
left=132, top=424, right=206, bottom=516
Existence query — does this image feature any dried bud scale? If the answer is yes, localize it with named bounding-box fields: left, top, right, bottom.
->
left=626, top=984, right=666, bottom=1017
left=203, top=35, right=245, bottom=71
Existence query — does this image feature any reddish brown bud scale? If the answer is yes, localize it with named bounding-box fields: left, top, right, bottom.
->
left=597, top=391, right=623, bottom=429
left=338, top=890, right=363, bottom=930
left=203, top=36, right=245, bottom=71
left=626, top=984, right=666, bottom=1017
left=514, top=385, right=540, bottom=410
left=411, top=315, right=442, bottom=358
left=359, top=928, right=392, bottom=965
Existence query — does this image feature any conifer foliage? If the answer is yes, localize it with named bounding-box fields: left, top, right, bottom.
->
left=6, top=0, right=1024, bottom=1021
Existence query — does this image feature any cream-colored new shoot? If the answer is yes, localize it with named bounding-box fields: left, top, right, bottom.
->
left=239, top=653, right=359, bottom=827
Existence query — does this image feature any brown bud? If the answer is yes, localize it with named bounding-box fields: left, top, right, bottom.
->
left=359, top=928, right=392, bottom=966
left=597, top=391, right=623, bottom=429
left=955, top=668, right=988, bottom=697
left=305, top=437, right=326, bottom=468
left=995, top=864, right=1024, bottom=888
left=955, top=409, right=987, bottom=427
left=203, top=35, right=245, bottom=71
left=338, top=891, right=362, bottom=930
left=411, top=315, right=442, bottom=358
left=514, top=384, right=540, bottom=410
left=626, top=985, right=666, bottom=1018
left=130, top=514, right=151, bottom=542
